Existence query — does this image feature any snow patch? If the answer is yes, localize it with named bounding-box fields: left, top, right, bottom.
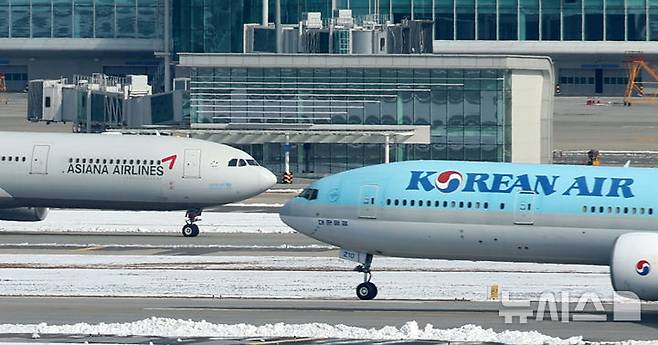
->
left=2, top=318, right=585, bottom=344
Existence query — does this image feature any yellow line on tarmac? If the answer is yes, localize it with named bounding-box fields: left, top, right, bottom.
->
left=75, top=246, right=104, bottom=252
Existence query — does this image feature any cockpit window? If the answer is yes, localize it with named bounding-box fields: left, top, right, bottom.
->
left=228, top=159, right=238, bottom=167
left=298, top=188, right=318, bottom=200
left=238, top=159, right=247, bottom=167
left=246, top=159, right=259, bottom=166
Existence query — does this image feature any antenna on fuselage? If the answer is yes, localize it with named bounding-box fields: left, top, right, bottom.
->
left=624, top=160, right=631, bottom=168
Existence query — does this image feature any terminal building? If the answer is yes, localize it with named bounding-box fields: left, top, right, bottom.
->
left=1, top=0, right=657, bottom=96
left=8, top=1, right=565, bottom=176
left=179, top=54, right=553, bottom=176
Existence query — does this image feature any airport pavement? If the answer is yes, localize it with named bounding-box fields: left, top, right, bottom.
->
left=0, top=297, right=656, bottom=343
left=0, top=232, right=332, bottom=256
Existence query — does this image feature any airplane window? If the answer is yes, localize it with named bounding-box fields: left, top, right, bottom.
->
left=122, top=160, right=127, bottom=164
left=467, top=202, right=472, bottom=208
left=370, top=198, right=374, bottom=204
left=247, top=159, right=259, bottom=166
left=228, top=159, right=238, bottom=167
left=150, top=160, right=154, bottom=165
left=102, top=159, right=106, bottom=164
left=435, top=201, right=440, bottom=207
left=582, top=206, right=587, bottom=213
left=239, top=159, right=247, bottom=167
left=500, top=203, right=505, bottom=210
left=95, top=159, right=100, bottom=164
left=410, top=200, right=415, bottom=206
left=427, top=200, right=431, bottom=207
left=451, top=201, right=456, bottom=208
left=15, top=156, right=19, bottom=162
left=7, top=157, right=11, bottom=162
left=632, top=208, right=637, bottom=215
left=475, top=202, right=480, bottom=209
left=129, top=160, right=134, bottom=165
left=68, top=158, right=73, bottom=163
left=650, top=208, right=654, bottom=215
left=443, top=201, right=448, bottom=207
left=394, top=199, right=399, bottom=206
left=607, top=207, right=612, bottom=213
left=640, top=208, right=645, bottom=215
left=22, top=157, right=26, bottom=162
left=590, top=206, right=596, bottom=213
left=616, top=207, right=620, bottom=214
left=599, top=206, right=604, bottom=213
left=459, top=201, right=464, bottom=208
left=419, top=200, right=423, bottom=207
left=386, top=199, right=391, bottom=206
left=82, top=158, right=86, bottom=163
left=143, top=160, right=148, bottom=165
left=136, top=160, right=141, bottom=165
left=298, top=188, right=318, bottom=200
left=157, top=160, right=161, bottom=165
left=624, top=207, right=629, bottom=214
left=1, top=157, right=4, bottom=161
left=402, top=200, right=407, bottom=206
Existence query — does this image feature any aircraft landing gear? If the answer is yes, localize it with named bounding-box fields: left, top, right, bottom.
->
left=182, top=209, right=202, bottom=237
left=354, top=254, right=377, bottom=300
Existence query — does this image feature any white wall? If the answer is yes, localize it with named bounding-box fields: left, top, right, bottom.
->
left=511, top=70, right=548, bottom=164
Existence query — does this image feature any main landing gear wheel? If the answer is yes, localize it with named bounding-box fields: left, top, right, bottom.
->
left=354, top=253, right=377, bottom=300
left=182, top=208, right=202, bottom=237
left=356, top=282, right=378, bottom=300
left=181, top=223, right=199, bottom=237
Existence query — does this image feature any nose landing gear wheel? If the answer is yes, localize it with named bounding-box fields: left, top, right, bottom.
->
left=356, top=282, right=378, bottom=300
left=182, top=224, right=199, bottom=237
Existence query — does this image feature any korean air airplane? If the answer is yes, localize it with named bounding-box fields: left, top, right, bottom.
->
left=280, top=160, right=658, bottom=300
left=0, top=132, right=277, bottom=237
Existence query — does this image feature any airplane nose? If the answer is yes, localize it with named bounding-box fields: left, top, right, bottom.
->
left=260, top=168, right=277, bottom=190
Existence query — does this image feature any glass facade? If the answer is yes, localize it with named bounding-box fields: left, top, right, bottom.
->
left=338, top=0, right=658, bottom=41
left=0, top=0, right=164, bottom=39
left=169, top=0, right=658, bottom=54
left=191, top=66, right=512, bottom=175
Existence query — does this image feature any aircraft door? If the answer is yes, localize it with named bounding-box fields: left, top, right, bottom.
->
left=514, top=190, right=536, bottom=225
left=358, top=184, right=379, bottom=219
left=183, top=149, right=201, bottom=179
left=30, top=145, right=50, bottom=175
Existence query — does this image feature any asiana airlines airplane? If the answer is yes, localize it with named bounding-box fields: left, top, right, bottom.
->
left=280, top=160, right=658, bottom=300
left=0, top=132, right=277, bottom=237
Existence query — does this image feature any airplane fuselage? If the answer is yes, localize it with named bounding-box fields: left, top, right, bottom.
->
left=0, top=132, right=276, bottom=211
left=281, top=161, right=656, bottom=266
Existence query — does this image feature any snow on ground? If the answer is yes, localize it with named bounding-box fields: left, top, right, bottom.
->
left=0, top=268, right=612, bottom=301
left=0, top=254, right=608, bottom=274
left=0, top=318, right=588, bottom=345
left=0, top=254, right=612, bottom=300
left=0, top=210, right=293, bottom=233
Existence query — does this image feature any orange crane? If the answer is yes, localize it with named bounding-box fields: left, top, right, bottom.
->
left=624, top=56, right=658, bottom=106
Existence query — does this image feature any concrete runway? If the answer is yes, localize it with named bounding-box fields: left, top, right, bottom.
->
left=0, top=231, right=655, bottom=343
left=0, top=232, right=332, bottom=257
left=0, top=297, right=657, bottom=343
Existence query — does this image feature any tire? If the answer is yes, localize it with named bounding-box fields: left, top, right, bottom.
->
left=182, top=224, right=199, bottom=237
left=356, top=282, right=378, bottom=300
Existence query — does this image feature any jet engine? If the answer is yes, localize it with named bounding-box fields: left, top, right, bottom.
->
left=611, top=232, right=658, bottom=300
left=0, top=207, right=49, bottom=222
